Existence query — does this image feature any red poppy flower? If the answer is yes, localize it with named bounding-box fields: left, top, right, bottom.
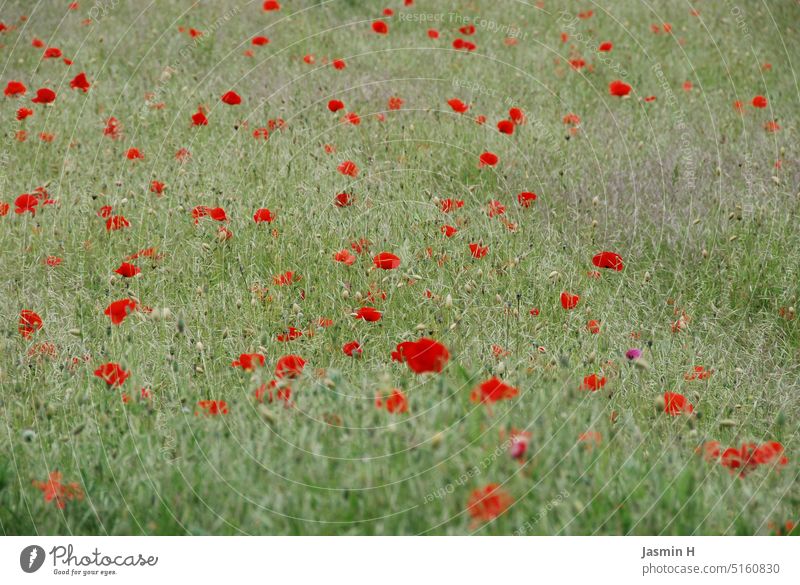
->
left=253, top=208, right=275, bottom=223
left=273, top=271, right=300, bottom=286
left=508, top=107, right=525, bottom=125
left=560, top=292, right=580, bottom=310
left=149, top=180, right=165, bottom=194
left=43, top=47, right=62, bottom=59
left=125, top=247, right=160, bottom=261
left=517, top=192, right=537, bottom=207
left=598, top=41, right=613, bottom=51
left=752, top=95, right=767, bottom=108
left=196, top=400, right=229, bottom=415
left=375, top=389, right=408, bottom=414
left=126, top=147, right=143, bottom=160
left=372, top=20, right=388, bottom=34
left=569, top=58, right=586, bottom=70
left=440, top=198, right=464, bottom=213
left=466, top=484, right=513, bottom=523
left=191, top=107, right=208, bottom=126
left=94, top=362, right=130, bottom=386
left=275, top=354, right=306, bottom=378
left=221, top=90, right=241, bottom=105
left=479, top=152, right=498, bottom=167
left=752, top=441, right=788, bottom=467
left=333, top=249, right=357, bottom=265
left=328, top=99, right=344, bottom=112
left=104, top=117, right=121, bottom=139
left=586, top=320, right=601, bottom=334
left=497, top=120, right=514, bottom=134
left=105, top=215, right=130, bottom=231
left=207, top=207, right=228, bottom=221
left=45, top=256, right=62, bottom=267
left=114, top=262, right=141, bottom=278
left=441, top=225, right=458, bottom=237
left=14, top=193, right=38, bottom=215
left=580, top=374, right=606, bottom=391
left=609, top=80, right=631, bottom=97
left=388, top=96, right=403, bottom=110
left=391, top=338, right=450, bottom=374
left=69, top=72, right=90, bottom=92
left=231, top=353, right=266, bottom=371
left=32, top=471, right=84, bottom=510
left=16, top=107, right=34, bottom=120
left=427, top=29, right=440, bottom=39
left=4, top=80, right=27, bottom=97
left=470, top=377, right=519, bottom=404
left=191, top=206, right=227, bottom=223
left=19, top=310, right=43, bottom=338
left=452, top=38, right=476, bottom=51
left=31, top=87, right=56, bottom=104
left=343, top=341, right=362, bottom=357
left=262, top=0, right=280, bottom=10
left=104, top=299, right=138, bottom=324
left=337, top=160, right=359, bottom=177
left=277, top=327, right=303, bottom=342
left=252, top=36, right=270, bottom=46
left=469, top=243, right=488, bottom=259
left=373, top=252, right=401, bottom=270
left=354, top=307, right=382, bottom=322
left=447, top=98, right=469, bottom=113
left=592, top=251, right=624, bottom=271
left=343, top=111, right=361, bottom=125
left=663, top=391, right=694, bottom=415
left=331, top=59, right=346, bottom=70
left=334, top=192, right=353, bottom=207
left=487, top=200, right=506, bottom=217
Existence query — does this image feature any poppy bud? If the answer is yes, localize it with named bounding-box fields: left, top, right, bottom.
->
left=444, top=294, right=453, bottom=308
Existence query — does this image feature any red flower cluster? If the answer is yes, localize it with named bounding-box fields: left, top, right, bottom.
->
left=701, top=441, right=788, bottom=476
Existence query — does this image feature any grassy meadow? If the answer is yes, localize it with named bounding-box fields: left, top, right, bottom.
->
left=0, top=0, right=798, bottom=535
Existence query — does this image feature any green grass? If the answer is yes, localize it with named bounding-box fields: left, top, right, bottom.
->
left=0, top=0, right=798, bottom=535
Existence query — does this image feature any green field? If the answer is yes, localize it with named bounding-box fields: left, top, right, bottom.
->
left=1, top=0, right=798, bottom=535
